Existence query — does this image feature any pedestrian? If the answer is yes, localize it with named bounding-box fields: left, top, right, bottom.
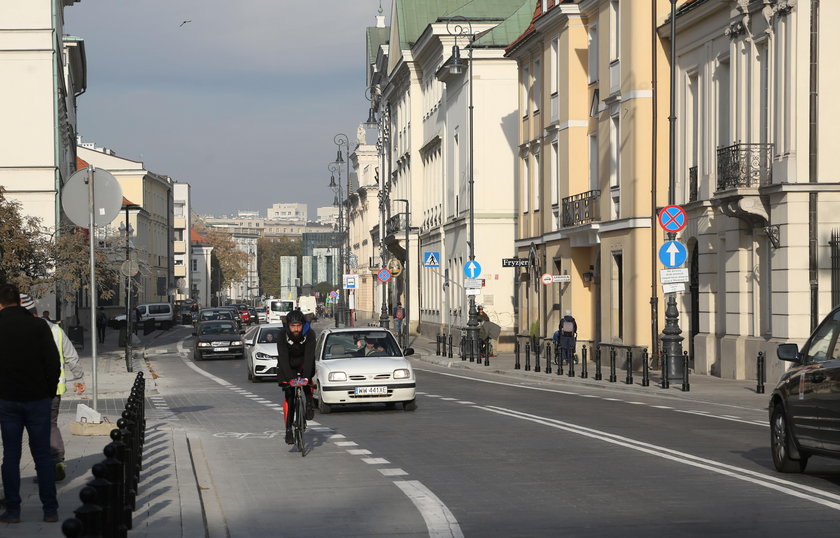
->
left=36, top=305, right=85, bottom=483
left=558, top=309, right=577, bottom=367
left=392, top=302, right=405, bottom=336
left=41, top=311, right=51, bottom=323
left=0, top=286, right=61, bottom=524
left=96, top=306, right=107, bottom=344
left=476, top=305, right=490, bottom=322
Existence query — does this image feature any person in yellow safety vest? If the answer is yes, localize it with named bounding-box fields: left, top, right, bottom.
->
left=20, top=296, right=85, bottom=483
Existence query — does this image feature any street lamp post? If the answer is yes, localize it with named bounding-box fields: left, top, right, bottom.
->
left=393, top=199, right=410, bottom=347
left=447, top=18, right=479, bottom=361
left=334, top=133, right=353, bottom=327
left=328, top=162, right=344, bottom=327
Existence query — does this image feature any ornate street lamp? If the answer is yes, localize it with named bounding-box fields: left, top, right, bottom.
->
left=333, top=133, right=353, bottom=326
left=328, top=162, right=344, bottom=327
left=447, top=17, right=479, bottom=361
left=366, top=86, right=392, bottom=330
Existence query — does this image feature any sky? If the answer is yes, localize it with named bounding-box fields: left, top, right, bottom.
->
left=65, top=0, right=385, bottom=218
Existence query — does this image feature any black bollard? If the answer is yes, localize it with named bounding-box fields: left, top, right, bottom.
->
left=625, top=349, right=633, bottom=385
left=558, top=345, right=564, bottom=375
left=117, top=418, right=137, bottom=511
left=87, top=463, right=115, bottom=537
left=661, top=351, right=670, bottom=389
left=581, top=345, right=588, bottom=378
left=594, top=345, right=602, bottom=381
left=545, top=342, right=552, bottom=374
left=756, top=351, right=765, bottom=394
left=61, top=517, right=84, bottom=538
left=609, top=348, right=617, bottom=382
left=534, top=340, right=541, bottom=373
left=436, top=334, right=440, bottom=356
left=568, top=351, right=575, bottom=377
left=73, top=487, right=103, bottom=538
left=514, top=339, right=521, bottom=369
left=524, top=341, right=531, bottom=371
left=460, top=335, right=466, bottom=361
left=448, top=334, right=453, bottom=358
left=104, top=432, right=131, bottom=532
left=682, top=351, right=690, bottom=392
left=642, top=349, right=650, bottom=387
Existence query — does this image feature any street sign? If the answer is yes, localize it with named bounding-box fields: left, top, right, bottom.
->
left=329, top=291, right=339, bottom=300
left=660, top=268, right=690, bottom=284
left=62, top=168, right=124, bottom=228
left=552, top=274, right=571, bottom=283
left=423, top=252, right=440, bottom=268
left=502, top=258, right=529, bottom=267
left=663, top=283, right=686, bottom=294
left=464, top=278, right=483, bottom=289
left=465, top=288, right=481, bottom=296
left=541, top=273, right=553, bottom=285
left=377, top=268, right=392, bottom=283
left=463, top=260, right=482, bottom=279
left=658, top=205, right=687, bottom=233
left=658, top=241, right=687, bottom=268
left=343, top=274, right=358, bottom=290
left=387, top=258, right=402, bottom=277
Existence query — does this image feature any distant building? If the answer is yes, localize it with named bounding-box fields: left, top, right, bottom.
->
left=173, top=182, right=192, bottom=302
left=267, top=202, right=307, bottom=221
left=316, top=206, right=339, bottom=227
left=190, top=228, right=213, bottom=308
left=225, top=233, right=260, bottom=304
left=203, top=216, right=333, bottom=240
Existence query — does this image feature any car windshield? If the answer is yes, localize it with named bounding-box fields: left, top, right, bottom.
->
left=258, top=328, right=281, bottom=344
left=200, top=310, right=232, bottom=321
left=323, top=331, right=401, bottom=359
left=199, top=322, right=237, bottom=335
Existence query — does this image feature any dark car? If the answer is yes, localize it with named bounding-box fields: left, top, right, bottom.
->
left=770, top=306, right=840, bottom=472
left=193, top=320, right=245, bottom=361
left=248, top=306, right=259, bottom=324
left=195, top=308, right=235, bottom=328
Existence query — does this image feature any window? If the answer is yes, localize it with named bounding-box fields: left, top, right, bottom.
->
left=609, top=1, right=620, bottom=61
left=612, top=252, right=623, bottom=339
left=589, top=133, right=599, bottom=191
left=522, top=63, right=530, bottom=116
left=523, top=156, right=530, bottom=213
left=191, top=259, right=198, bottom=272
left=588, top=25, right=598, bottom=84
left=550, top=38, right=559, bottom=95
left=550, top=141, right=559, bottom=206
left=533, top=58, right=542, bottom=113
left=533, top=148, right=541, bottom=211
left=717, top=58, right=730, bottom=148
left=609, top=115, right=620, bottom=188
left=802, top=313, right=840, bottom=364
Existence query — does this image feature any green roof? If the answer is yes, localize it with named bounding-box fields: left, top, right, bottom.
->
left=366, top=26, right=390, bottom=65
left=393, top=0, right=525, bottom=50
left=472, top=0, right=534, bottom=47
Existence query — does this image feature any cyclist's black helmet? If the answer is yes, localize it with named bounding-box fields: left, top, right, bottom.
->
left=285, top=309, right=306, bottom=326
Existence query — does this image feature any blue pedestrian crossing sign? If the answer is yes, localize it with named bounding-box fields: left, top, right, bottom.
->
left=463, top=260, right=482, bottom=279
left=659, top=241, right=687, bottom=268
left=423, top=251, right=440, bottom=268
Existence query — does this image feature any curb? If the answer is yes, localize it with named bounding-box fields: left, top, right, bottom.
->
left=174, top=430, right=207, bottom=538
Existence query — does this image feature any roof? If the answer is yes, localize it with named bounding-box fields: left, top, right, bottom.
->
left=473, top=0, right=535, bottom=47
left=190, top=228, right=207, bottom=244
left=121, top=197, right=140, bottom=208
left=505, top=0, right=541, bottom=54
left=75, top=156, right=89, bottom=171
left=366, top=26, right=390, bottom=65
left=393, top=0, right=523, bottom=50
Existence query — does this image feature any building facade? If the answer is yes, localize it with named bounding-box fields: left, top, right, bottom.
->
left=267, top=202, right=307, bottom=221
left=173, top=182, right=192, bottom=301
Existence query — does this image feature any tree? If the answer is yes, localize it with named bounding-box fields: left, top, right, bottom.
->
left=258, top=236, right=302, bottom=298
left=203, top=229, right=248, bottom=292
left=0, top=188, right=52, bottom=291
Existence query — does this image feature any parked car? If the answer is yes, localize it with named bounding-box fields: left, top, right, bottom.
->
left=193, top=320, right=245, bottom=361
left=770, top=306, right=840, bottom=472
left=243, top=323, right=284, bottom=382
left=312, top=328, right=416, bottom=413
left=297, top=296, right=317, bottom=322
left=111, top=302, right=175, bottom=329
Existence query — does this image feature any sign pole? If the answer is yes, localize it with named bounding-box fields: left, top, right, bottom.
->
left=86, top=166, right=98, bottom=412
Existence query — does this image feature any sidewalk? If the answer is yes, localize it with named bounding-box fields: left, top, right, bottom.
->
left=5, top=327, right=203, bottom=537
left=406, top=334, right=771, bottom=411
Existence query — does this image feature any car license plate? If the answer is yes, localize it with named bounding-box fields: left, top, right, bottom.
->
left=213, top=347, right=229, bottom=352
left=355, top=386, right=388, bottom=396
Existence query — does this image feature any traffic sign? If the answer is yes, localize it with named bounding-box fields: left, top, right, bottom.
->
left=552, top=274, right=571, bottom=283
left=660, top=268, right=689, bottom=284
left=423, top=252, right=440, bottom=268
left=387, top=258, right=402, bottom=277
left=465, top=288, right=481, bottom=296
left=658, top=205, right=687, bottom=233
left=502, top=258, right=529, bottom=267
left=377, top=268, right=392, bottom=283
left=343, top=274, right=358, bottom=290
left=541, top=273, right=553, bottom=285
left=663, top=283, right=686, bottom=294
left=464, top=278, right=483, bottom=289
left=463, top=260, right=482, bottom=279
left=658, top=241, right=687, bottom=268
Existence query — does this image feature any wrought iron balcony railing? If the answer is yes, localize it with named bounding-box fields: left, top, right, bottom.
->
left=716, top=142, right=773, bottom=191
left=385, top=213, right=406, bottom=235
left=688, top=166, right=698, bottom=202
left=562, top=190, right=601, bottom=227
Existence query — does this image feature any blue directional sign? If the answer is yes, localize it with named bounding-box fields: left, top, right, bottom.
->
left=423, top=251, right=440, bottom=268
left=463, top=260, right=482, bottom=279
left=659, top=241, right=687, bottom=268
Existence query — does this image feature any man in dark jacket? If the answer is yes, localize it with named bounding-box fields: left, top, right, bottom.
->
left=276, top=309, right=316, bottom=445
left=0, top=285, right=61, bottom=523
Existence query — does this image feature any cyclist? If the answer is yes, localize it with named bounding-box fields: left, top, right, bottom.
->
left=276, top=309, right=316, bottom=445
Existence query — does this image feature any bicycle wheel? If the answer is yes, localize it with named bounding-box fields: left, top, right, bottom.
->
left=295, top=388, right=306, bottom=456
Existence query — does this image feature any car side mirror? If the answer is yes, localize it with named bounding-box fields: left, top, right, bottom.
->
left=403, top=347, right=415, bottom=356
left=777, top=343, right=800, bottom=362
left=245, top=339, right=254, bottom=346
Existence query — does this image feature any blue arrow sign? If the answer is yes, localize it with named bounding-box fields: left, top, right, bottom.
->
left=423, top=251, right=440, bottom=268
left=463, top=260, right=482, bottom=279
left=658, top=241, right=687, bottom=268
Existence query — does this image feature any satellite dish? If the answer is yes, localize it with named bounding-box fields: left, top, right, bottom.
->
left=62, top=168, right=124, bottom=228
left=120, top=260, right=139, bottom=277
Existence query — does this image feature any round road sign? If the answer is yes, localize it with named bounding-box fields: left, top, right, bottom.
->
left=62, top=168, right=124, bottom=228
left=541, top=273, right=553, bottom=285
left=658, top=205, right=687, bottom=233
left=377, top=268, right=392, bottom=283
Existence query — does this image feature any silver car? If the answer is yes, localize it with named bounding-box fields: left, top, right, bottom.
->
left=244, top=323, right=284, bottom=382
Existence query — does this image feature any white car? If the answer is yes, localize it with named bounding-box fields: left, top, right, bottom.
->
left=313, top=328, right=416, bottom=413
left=243, top=323, right=284, bottom=382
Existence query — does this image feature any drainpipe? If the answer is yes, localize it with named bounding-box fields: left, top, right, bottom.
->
left=809, top=0, right=819, bottom=328
left=52, top=0, right=63, bottom=317
left=650, top=0, right=660, bottom=356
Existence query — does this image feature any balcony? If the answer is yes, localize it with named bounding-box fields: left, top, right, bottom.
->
left=174, top=265, right=187, bottom=277
left=688, top=166, right=698, bottom=202
left=716, top=143, right=773, bottom=191
left=562, top=190, right=601, bottom=227
left=385, top=213, right=406, bottom=236
left=174, top=240, right=186, bottom=254
left=609, top=59, right=620, bottom=95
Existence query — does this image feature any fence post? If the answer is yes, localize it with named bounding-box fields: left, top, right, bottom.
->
left=545, top=342, right=552, bottom=374
left=682, top=351, right=690, bottom=392
left=568, top=350, right=576, bottom=377
left=609, top=347, right=617, bottom=382
left=524, top=341, right=531, bottom=371
left=594, top=345, right=602, bottom=381
left=534, top=339, right=541, bottom=373
left=581, top=345, right=588, bottom=378
left=448, top=333, right=453, bottom=358
left=756, top=351, right=765, bottom=394
left=625, top=349, right=633, bottom=385
left=642, top=349, right=650, bottom=387
left=514, top=339, right=521, bottom=369
left=661, top=350, right=670, bottom=389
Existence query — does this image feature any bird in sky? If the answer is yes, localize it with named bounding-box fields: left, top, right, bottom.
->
left=179, top=20, right=191, bottom=27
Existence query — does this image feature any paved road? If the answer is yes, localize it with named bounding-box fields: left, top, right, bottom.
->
left=144, top=323, right=840, bottom=537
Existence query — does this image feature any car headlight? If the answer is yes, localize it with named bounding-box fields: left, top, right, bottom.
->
left=231, top=340, right=243, bottom=346
left=393, top=368, right=411, bottom=379
left=328, top=371, right=347, bottom=382
left=255, top=352, right=276, bottom=360
left=197, top=342, right=211, bottom=347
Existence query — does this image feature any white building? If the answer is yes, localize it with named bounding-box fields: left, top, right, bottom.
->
left=190, top=229, right=213, bottom=308
left=225, top=233, right=260, bottom=304
left=173, top=182, right=192, bottom=301
left=267, top=202, right=307, bottom=221
left=316, top=206, right=340, bottom=227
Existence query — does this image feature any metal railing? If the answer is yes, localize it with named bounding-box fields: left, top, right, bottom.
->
left=716, top=142, right=773, bottom=191
left=385, top=213, right=406, bottom=235
left=561, top=190, right=600, bottom=227
left=689, top=165, right=698, bottom=202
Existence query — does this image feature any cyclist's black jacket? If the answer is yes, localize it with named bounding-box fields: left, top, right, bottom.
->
left=276, top=324, right=316, bottom=384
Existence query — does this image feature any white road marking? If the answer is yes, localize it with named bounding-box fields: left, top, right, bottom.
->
left=308, top=420, right=321, bottom=427
left=652, top=405, right=672, bottom=409
left=329, top=434, right=347, bottom=440
left=394, top=480, right=463, bottom=538
left=603, top=398, right=621, bottom=401
left=580, top=395, right=598, bottom=398
left=379, top=468, right=408, bottom=477
left=627, top=402, right=646, bottom=405
left=362, top=458, right=390, bottom=465
left=440, top=397, right=457, bottom=401
left=335, top=441, right=358, bottom=447
left=481, top=405, right=840, bottom=511
left=425, top=395, right=442, bottom=398
left=178, top=355, right=231, bottom=386
left=347, top=449, right=372, bottom=455
left=457, top=401, right=475, bottom=405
